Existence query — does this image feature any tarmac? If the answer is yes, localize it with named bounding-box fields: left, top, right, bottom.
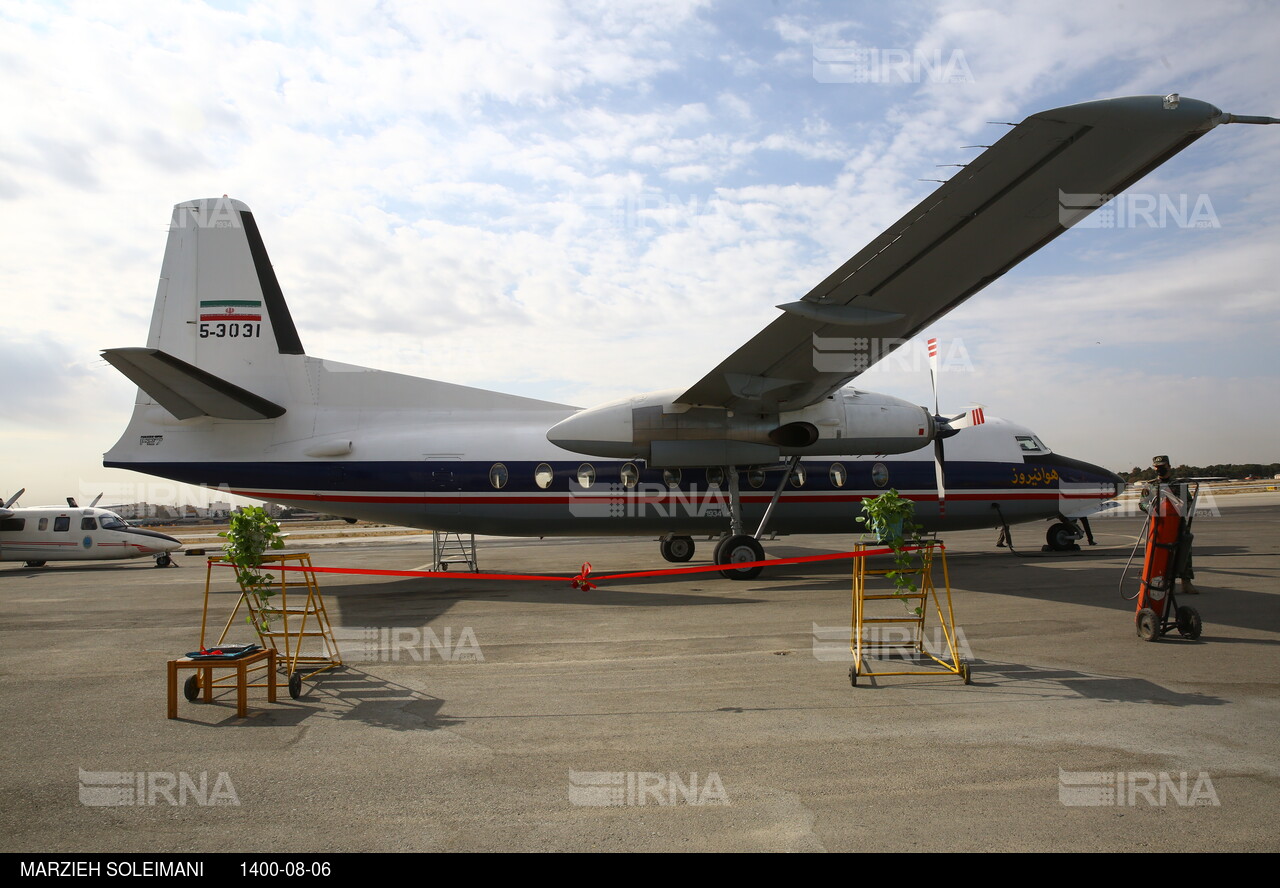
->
left=2, top=491, right=1277, bottom=853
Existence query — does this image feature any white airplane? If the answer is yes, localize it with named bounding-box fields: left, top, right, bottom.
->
left=0, top=490, right=182, bottom=568
left=101, top=95, right=1276, bottom=578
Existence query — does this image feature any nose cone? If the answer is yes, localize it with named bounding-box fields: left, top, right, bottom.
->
left=547, top=399, right=636, bottom=458
left=124, top=527, right=183, bottom=553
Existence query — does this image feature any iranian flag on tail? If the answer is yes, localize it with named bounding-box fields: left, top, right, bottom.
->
left=199, top=299, right=262, bottom=322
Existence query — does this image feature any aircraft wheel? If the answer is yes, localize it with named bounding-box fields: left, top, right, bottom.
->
left=660, top=535, right=695, bottom=562
left=1045, top=522, right=1079, bottom=551
left=155, top=554, right=172, bottom=568
left=23, top=561, right=46, bottom=568
left=1137, top=608, right=1161, bottom=642
left=183, top=674, right=201, bottom=701
left=1176, top=605, right=1203, bottom=640
left=716, top=534, right=764, bottom=581
left=288, top=671, right=303, bottom=699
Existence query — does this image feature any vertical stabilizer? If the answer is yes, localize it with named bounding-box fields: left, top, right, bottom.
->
left=145, top=198, right=303, bottom=400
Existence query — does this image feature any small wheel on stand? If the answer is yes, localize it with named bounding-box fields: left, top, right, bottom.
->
left=848, top=666, right=858, bottom=687
left=1137, top=608, right=1161, bottom=642
left=288, top=671, right=303, bottom=699
left=183, top=674, right=201, bottom=701
left=960, top=663, right=972, bottom=685
left=1176, top=605, right=1203, bottom=640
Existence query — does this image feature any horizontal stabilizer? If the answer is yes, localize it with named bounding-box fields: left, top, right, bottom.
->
left=102, top=347, right=285, bottom=420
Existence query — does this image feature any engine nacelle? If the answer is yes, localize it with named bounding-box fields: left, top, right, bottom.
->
left=547, top=388, right=935, bottom=466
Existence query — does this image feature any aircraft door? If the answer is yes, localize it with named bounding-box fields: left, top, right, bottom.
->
left=424, top=455, right=462, bottom=522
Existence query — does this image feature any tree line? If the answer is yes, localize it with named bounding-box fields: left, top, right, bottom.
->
left=1119, top=463, right=1280, bottom=482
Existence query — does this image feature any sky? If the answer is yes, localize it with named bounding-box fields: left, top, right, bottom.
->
left=2, top=0, right=1277, bottom=507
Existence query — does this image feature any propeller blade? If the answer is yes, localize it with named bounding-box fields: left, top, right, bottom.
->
left=67, top=497, right=78, bottom=508
left=934, top=435, right=947, bottom=517
left=927, top=337, right=940, bottom=416
left=89, top=493, right=103, bottom=508
left=3, top=488, right=23, bottom=509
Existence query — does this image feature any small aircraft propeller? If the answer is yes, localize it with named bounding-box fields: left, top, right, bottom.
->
left=927, top=338, right=986, bottom=516
left=3, top=489, right=24, bottom=509
left=89, top=493, right=103, bottom=508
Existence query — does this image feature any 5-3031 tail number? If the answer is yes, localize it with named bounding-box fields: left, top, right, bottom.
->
left=199, top=321, right=261, bottom=339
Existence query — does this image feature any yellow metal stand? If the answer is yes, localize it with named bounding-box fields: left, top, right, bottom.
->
left=201, top=553, right=343, bottom=699
left=850, top=541, right=970, bottom=686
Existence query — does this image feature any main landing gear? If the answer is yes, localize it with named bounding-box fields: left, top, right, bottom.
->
left=713, top=456, right=800, bottom=581
left=659, top=535, right=695, bottom=562
left=1044, top=521, right=1083, bottom=552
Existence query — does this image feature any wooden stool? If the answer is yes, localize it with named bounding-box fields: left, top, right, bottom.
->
left=167, top=649, right=276, bottom=719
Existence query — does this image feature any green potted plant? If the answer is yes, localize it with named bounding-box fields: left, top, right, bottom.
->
left=856, top=489, right=925, bottom=614
left=218, top=506, right=287, bottom=632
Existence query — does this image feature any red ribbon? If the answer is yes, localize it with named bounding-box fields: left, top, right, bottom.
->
left=570, top=562, right=596, bottom=590
left=210, top=544, right=940, bottom=589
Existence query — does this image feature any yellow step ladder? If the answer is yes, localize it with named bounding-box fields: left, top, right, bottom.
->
left=850, top=540, right=970, bottom=686
left=201, top=552, right=343, bottom=699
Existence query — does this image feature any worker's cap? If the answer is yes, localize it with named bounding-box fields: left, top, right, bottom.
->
left=1152, top=455, right=1171, bottom=467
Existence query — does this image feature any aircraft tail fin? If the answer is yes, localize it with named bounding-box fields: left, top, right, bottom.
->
left=117, top=198, right=303, bottom=411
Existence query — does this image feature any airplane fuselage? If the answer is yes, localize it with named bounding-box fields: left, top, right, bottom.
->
left=0, top=506, right=182, bottom=565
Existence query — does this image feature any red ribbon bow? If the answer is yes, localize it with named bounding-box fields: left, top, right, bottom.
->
left=570, top=562, right=596, bottom=591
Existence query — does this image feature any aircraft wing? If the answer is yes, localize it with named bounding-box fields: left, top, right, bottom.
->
left=675, top=95, right=1227, bottom=412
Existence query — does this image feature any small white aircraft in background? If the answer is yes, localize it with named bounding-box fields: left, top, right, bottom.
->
left=0, top=490, right=182, bottom=568
left=100, top=95, right=1277, bottom=578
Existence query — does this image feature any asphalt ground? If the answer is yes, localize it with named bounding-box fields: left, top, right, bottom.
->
left=1, top=493, right=1277, bottom=853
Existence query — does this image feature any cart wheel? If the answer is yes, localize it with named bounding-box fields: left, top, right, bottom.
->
left=1176, top=605, right=1203, bottom=640
left=288, top=671, right=302, bottom=699
left=1137, top=608, right=1161, bottom=642
left=848, top=666, right=858, bottom=687
left=439, top=562, right=449, bottom=571
left=183, top=674, right=200, bottom=701
left=960, top=663, right=972, bottom=685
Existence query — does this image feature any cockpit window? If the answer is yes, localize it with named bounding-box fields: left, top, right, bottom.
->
left=100, top=516, right=128, bottom=530
left=1016, top=435, right=1049, bottom=453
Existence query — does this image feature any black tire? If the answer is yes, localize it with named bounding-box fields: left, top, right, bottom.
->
left=1045, top=522, right=1079, bottom=551
left=183, top=674, right=200, bottom=701
left=1137, top=608, right=1161, bottom=642
left=716, top=534, right=764, bottom=580
left=155, top=554, right=172, bottom=568
left=438, top=562, right=449, bottom=571
left=660, top=535, right=695, bottom=563
left=960, top=663, right=972, bottom=685
left=1176, top=605, right=1203, bottom=640
left=288, top=671, right=302, bottom=699
left=23, top=561, right=46, bottom=568
left=849, top=666, right=858, bottom=687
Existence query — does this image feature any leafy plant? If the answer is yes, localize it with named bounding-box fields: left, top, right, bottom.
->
left=856, top=489, right=926, bottom=614
left=218, top=506, right=286, bottom=631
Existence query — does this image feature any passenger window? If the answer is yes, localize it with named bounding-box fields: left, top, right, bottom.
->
left=620, top=463, right=639, bottom=489
left=706, top=467, right=724, bottom=488
left=789, top=464, right=807, bottom=488
left=53, top=517, right=70, bottom=532
left=489, top=463, right=509, bottom=489
left=81, top=517, right=98, bottom=531
left=534, top=464, right=554, bottom=489
left=38, top=518, right=49, bottom=531
left=577, top=464, right=596, bottom=488
left=0, top=518, right=26, bottom=532
left=830, top=463, right=847, bottom=488
left=747, top=469, right=765, bottom=489
left=663, top=469, right=682, bottom=489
